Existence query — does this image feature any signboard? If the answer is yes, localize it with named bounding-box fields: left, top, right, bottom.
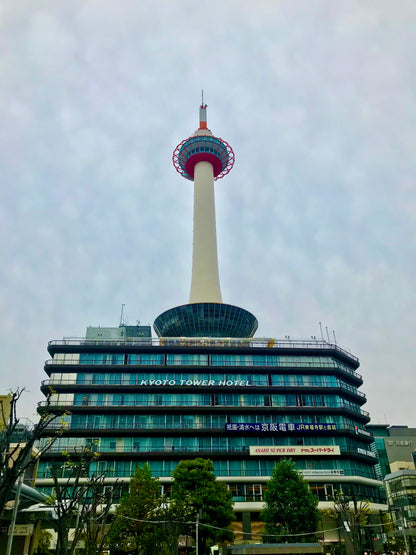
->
left=357, top=448, right=377, bottom=458
left=249, top=445, right=341, bottom=456
left=137, top=379, right=250, bottom=387
left=355, top=427, right=372, bottom=438
left=302, top=469, right=344, bottom=476
left=160, top=338, right=250, bottom=347
left=225, top=423, right=337, bottom=432
left=11, top=524, right=34, bottom=536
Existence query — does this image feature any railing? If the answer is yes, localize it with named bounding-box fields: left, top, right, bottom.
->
left=42, top=445, right=376, bottom=459
left=41, top=378, right=366, bottom=399
left=49, top=337, right=359, bottom=363
left=35, top=468, right=377, bottom=480
left=37, top=399, right=370, bottom=417
left=43, top=422, right=367, bottom=434
left=43, top=359, right=362, bottom=380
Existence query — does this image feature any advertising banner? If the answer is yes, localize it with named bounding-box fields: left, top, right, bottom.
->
left=249, top=445, right=340, bottom=456
left=225, top=423, right=336, bottom=432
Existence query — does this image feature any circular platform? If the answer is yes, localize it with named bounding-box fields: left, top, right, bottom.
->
left=153, top=302, right=258, bottom=338
left=173, top=135, right=234, bottom=181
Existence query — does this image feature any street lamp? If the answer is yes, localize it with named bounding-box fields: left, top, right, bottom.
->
left=392, top=506, right=409, bottom=554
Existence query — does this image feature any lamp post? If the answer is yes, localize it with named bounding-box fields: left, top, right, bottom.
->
left=379, top=509, right=389, bottom=553
left=398, top=511, right=409, bottom=554
left=5, top=472, right=24, bottom=555
left=196, top=509, right=203, bottom=555
left=392, top=506, right=409, bottom=554
left=196, top=511, right=199, bottom=555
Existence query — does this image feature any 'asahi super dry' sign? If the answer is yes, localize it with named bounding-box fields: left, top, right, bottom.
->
left=249, top=446, right=340, bottom=456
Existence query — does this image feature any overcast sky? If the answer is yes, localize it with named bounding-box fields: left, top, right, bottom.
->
left=1, top=1, right=415, bottom=427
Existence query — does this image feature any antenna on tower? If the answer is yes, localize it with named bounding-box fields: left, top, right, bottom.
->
left=119, top=304, right=126, bottom=327
left=201, top=89, right=207, bottom=108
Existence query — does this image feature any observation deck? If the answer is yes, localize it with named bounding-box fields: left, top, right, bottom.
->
left=153, top=302, right=258, bottom=338
left=173, top=134, right=234, bottom=181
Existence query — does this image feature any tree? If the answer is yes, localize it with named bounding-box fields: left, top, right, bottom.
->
left=78, top=476, right=117, bottom=555
left=326, top=493, right=370, bottom=555
left=170, top=458, right=235, bottom=554
left=35, top=529, right=52, bottom=554
left=0, top=388, right=66, bottom=519
left=260, top=459, right=319, bottom=543
left=108, top=463, right=163, bottom=554
left=150, top=497, right=186, bottom=555
left=47, top=445, right=116, bottom=555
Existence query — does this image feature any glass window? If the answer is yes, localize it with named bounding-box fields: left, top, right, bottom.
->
left=128, top=354, right=165, bottom=365
left=167, top=354, right=208, bottom=366
left=77, top=373, right=92, bottom=384
left=199, top=437, right=211, bottom=451
left=229, top=460, right=243, bottom=476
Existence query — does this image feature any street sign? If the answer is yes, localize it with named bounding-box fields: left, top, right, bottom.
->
left=10, top=524, right=33, bottom=536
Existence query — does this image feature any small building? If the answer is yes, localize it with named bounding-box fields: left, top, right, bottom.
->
left=367, top=425, right=416, bottom=480
left=384, top=469, right=416, bottom=531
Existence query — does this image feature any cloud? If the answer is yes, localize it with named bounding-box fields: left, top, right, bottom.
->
left=0, top=1, right=415, bottom=427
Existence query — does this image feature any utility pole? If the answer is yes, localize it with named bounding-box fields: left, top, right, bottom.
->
left=196, top=509, right=203, bottom=555
left=196, top=511, right=199, bottom=555
left=399, top=512, right=409, bottom=554
left=6, top=472, right=24, bottom=555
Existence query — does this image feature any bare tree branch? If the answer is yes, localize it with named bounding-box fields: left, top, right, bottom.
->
left=0, top=388, right=67, bottom=518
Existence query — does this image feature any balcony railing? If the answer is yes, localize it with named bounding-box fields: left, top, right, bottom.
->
left=48, top=337, right=359, bottom=363
left=43, top=421, right=368, bottom=435
left=38, top=399, right=370, bottom=417
left=43, top=359, right=362, bottom=381
left=35, top=467, right=377, bottom=480
left=42, top=445, right=376, bottom=463
left=41, top=378, right=366, bottom=399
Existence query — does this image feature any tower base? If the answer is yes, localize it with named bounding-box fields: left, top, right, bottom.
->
left=153, top=302, right=258, bottom=338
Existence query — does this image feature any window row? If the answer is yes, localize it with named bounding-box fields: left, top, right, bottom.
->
left=36, top=457, right=376, bottom=480
left=47, top=372, right=360, bottom=394
left=68, top=392, right=362, bottom=412
left=226, top=482, right=382, bottom=504
left=37, top=484, right=129, bottom=504
left=386, top=477, right=416, bottom=492
left=74, top=372, right=268, bottom=386
left=41, top=435, right=370, bottom=454
left=50, top=353, right=356, bottom=374
left=67, top=412, right=362, bottom=431
left=36, top=479, right=382, bottom=505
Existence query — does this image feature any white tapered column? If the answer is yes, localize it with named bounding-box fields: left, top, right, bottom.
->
left=189, top=161, right=222, bottom=303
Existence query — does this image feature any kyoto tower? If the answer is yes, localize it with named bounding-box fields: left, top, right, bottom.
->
left=154, top=100, right=258, bottom=338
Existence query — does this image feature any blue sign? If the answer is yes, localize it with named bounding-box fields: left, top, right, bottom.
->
left=224, top=423, right=337, bottom=432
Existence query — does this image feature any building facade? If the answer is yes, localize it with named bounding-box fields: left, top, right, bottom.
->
left=384, top=469, right=416, bottom=546
left=36, top=325, right=385, bottom=536
left=368, top=425, right=416, bottom=480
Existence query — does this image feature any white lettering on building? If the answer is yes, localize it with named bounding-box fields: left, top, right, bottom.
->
left=142, top=379, right=251, bottom=387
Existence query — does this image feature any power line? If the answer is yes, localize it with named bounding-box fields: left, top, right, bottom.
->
left=119, top=514, right=345, bottom=540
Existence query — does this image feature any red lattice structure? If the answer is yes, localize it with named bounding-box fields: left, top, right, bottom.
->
left=172, top=134, right=235, bottom=181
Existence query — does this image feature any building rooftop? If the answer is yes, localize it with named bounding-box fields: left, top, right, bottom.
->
left=47, top=336, right=358, bottom=360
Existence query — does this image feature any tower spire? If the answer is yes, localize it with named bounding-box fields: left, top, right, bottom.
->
left=200, top=90, right=207, bottom=129
left=173, top=101, right=234, bottom=303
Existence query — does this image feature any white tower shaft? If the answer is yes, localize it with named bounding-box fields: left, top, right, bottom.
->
left=189, top=161, right=222, bottom=303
